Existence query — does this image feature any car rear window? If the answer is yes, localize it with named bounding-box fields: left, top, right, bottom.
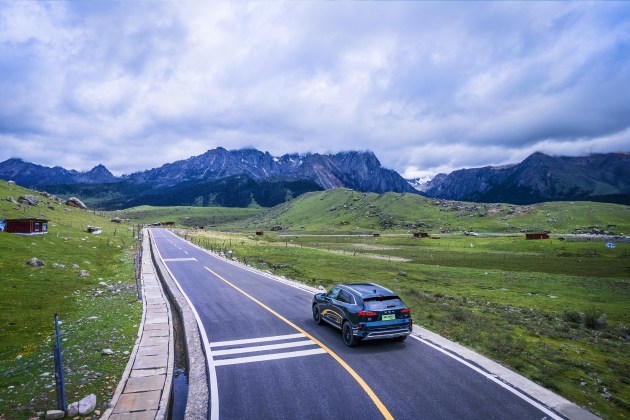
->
left=364, top=296, right=405, bottom=310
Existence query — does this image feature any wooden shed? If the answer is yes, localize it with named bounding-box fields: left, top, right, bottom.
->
left=4, top=218, right=49, bottom=235
left=525, top=232, right=549, bottom=240
left=413, top=232, right=430, bottom=238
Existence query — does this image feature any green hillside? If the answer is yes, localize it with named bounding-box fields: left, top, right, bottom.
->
left=223, top=189, right=630, bottom=234
left=115, top=205, right=263, bottom=227
left=0, top=181, right=141, bottom=418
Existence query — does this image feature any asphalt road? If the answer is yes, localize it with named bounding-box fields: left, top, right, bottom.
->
left=150, top=229, right=559, bottom=420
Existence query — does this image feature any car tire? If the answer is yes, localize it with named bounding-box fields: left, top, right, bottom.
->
left=393, top=335, right=407, bottom=342
left=313, top=304, right=323, bottom=325
left=342, top=321, right=360, bottom=347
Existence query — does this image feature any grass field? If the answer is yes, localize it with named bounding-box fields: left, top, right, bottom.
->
left=113, top=205, right=263, bottom=228
left=0, top=181, right=142, bottom=418
left=174, top=189, right=629, bottom=418
left=222, top=189, right=630, bottom=234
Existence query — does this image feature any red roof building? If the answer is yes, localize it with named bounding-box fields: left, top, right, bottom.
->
left=4, top=218, right=49, bottom=235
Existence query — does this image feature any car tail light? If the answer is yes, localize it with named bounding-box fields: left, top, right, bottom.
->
left=400, top=308, right=411, bottom=314
left=358, top=311, right=377, bottom=317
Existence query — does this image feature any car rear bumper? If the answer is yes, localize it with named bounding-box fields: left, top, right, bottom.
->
left=355, top=320, right=412, bottom=340
left=360, top=328, right=411, bottom=340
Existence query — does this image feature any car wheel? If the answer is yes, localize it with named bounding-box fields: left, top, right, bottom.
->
left=313, top=304, right=322, bottom=325
left=342, top=321, right=360, bottom=347
left=393, top=335, right=407, bottom=342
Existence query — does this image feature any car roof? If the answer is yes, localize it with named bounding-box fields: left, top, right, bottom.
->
left=341, top=283, right=396, bottom=299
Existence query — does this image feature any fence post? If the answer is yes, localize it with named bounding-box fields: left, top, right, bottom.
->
left=53, top=313, right=67, bottom=412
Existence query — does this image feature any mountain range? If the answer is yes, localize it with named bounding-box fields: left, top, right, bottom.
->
left=0, top=149, right=627, bottom=209
left=421, top=152, right=630, bottom=205
left=0, top=148, right=415, bottom=209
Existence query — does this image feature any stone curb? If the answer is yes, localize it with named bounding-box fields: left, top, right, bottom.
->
left=149, top=230, right=210, bottom=419
left=101, top=231, right=174, bottom=419
left=179, top=231, right=600, bottom=420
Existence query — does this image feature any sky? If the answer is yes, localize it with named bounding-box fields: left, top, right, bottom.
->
left=1, top=2, right=629, bottom=179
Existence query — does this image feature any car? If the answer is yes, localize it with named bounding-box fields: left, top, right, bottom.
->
left=312, top=283, right=412, bottom=346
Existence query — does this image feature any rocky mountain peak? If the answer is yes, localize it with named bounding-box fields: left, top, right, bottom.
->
left=424, top=152, right=630, bottom=205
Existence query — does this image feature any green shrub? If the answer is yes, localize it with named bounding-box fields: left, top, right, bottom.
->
left=563, top=310, right=583, bottom=324
left=584, top=308, right=607, bottom=329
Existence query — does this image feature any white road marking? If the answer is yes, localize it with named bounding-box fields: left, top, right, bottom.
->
left=211, top=333, right=305, bottom=348
left=213, top=340, right=316, bottom=356
left=151, top=230, right=220, bottom=420
left=163, top=257, right=197, bottom=262
left=409, top=334, right=563, bottom=420
left=214, top=348, right=326, bottom=367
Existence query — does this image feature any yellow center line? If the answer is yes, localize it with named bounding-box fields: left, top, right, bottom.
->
left=204, top=266, right=394, bottom=420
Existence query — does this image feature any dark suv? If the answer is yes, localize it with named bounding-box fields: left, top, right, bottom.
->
left=312, top=283, right=412, bottom=346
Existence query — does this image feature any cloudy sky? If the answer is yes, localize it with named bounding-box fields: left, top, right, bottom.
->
left=1, top=2, right=629, bottom=178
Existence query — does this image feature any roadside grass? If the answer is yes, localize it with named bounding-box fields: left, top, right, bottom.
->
left=185, top=229, right=629, bottom=418
left=0, top=181, right=142, bottom=418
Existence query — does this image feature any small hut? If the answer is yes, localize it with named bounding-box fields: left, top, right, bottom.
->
left=4, top=218, right=49, bottom=235
left=413, top=232, right=430, bottom=238
left=525, top=232, right=549, bottom=240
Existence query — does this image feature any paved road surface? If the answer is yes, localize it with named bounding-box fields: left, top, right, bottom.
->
left=151, top=229, right=559, bottom=420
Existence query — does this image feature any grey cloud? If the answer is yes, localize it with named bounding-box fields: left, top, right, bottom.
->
left=0, top=1, right=628, bottom=177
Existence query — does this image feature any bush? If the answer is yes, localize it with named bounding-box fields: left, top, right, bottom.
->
left=563, top=310, right=582, bottom=324
left=451, top=307, right=469, bottom=321
left=584, top=308, right=607, bottom=329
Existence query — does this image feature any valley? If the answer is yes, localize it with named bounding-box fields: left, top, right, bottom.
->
left=1, top=182, right=628, bottom=418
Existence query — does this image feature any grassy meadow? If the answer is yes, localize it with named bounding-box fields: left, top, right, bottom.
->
left=112, top=205, right=263, bottom=227
left=223, top=189, right=629, bottom=234
left=0, top=181, right=142, bottom=418
left=167, top=189, right=629, bottom=418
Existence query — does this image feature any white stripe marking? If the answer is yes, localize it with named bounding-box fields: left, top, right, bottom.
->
left=409, top=334, right=563, bottom=420
left=213, top=340, right=315, bottom=356
left=214, top=348, right=326, bottom=367
left=211, top=333, right=304, bottom=348
left=152, top=230, right=220, bottom=420
left=163, top=257, right=197, bottom=262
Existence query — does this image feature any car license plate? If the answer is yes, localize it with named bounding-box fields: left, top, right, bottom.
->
left=382, top=314, right=396, bottom=321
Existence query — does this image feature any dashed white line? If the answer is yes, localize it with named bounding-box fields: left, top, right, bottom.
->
left=211, top=333, right=304, bottom=348
left=212, top=340, right=316, bottom=356
left=214, top=348, right=326, bottom=367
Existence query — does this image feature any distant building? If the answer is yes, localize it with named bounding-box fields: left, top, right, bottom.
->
left=413, top=232, right=429, bottom=238
left=4, top=218, right=49, bottom=235
left=525, top=232, right=549, bottom=240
